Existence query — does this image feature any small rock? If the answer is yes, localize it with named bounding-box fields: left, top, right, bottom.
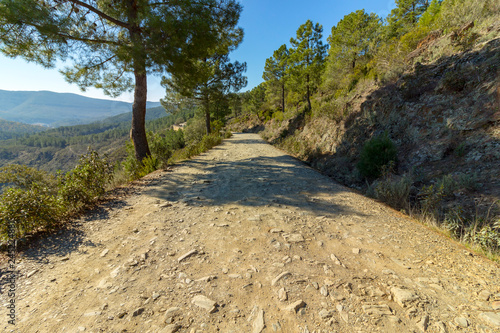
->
left=252, top=309, right=265, bottom=333
left=178, top=249, right=198, bottom=262
left=26, top=270, right=38, bottom=278
left=286, top=300, right=306, bottom=313
left=117, top=311, right=127, bottom=318
left=100, top=249, right=109, bottom=257
left=228, top=273, right=242, bottom=279
left=417, top=314, right=429, bottom=332
left=196, top=275, right=217, bottom=283
left=319, top=309, right=334, bottom=319
left=320, top=286, right=329, bottom=297
left=479, top=312, right=500, bottom=327
left=491, top=301, right=500, bottom=310
left=286, top=233, right=305, bottom=243
left=434, top=321, right=447, bottom=333
left=278, top=288, right=288, bottom=301
left=362, top=304, right=393, bottom=317
left=159, top=324, right=181, bottom=333
left=271, top=271, right=291, bottom=286
left=77, top=327, right=86, bottom=332
left=311, top=282, right=319, bottom=290
left=192, top=295, right=218, bottom=313
left=330, top=254, right=346, bottom=268
left=164, top=307, right=181, bottom=320
left=132, top=307, right=145, bottom=317
left=391, top=287, right=418, bottom=307
left=352, top=248, right=360, bottom=254
left=454, top=316, right=469, bottom=328
left=270, top=228, right=283, bottom=233
left=479, top=290, right=492, bottom=301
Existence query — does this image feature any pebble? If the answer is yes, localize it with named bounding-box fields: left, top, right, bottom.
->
left=391, top=287, right=418, bottom=307
left=192, top=295, right=218, bottom=313
left=159, top=324, right=181, bottom=333
left=330, top=254, right=346, bottom=268
left=271, top=271, right=291, bottom=286
left=285, top=234, right=305, bottom=243
left=100, top=249, right=109, bottom=257
left=318, top=309, right=334, bottom=319
left=417, top=314, right=429, bottom=332
left=479, top=312, right=500, bottom=327
left=454, top=316, right=469, bottom=328
left=320, top=286, right=328, bottom=297
left=286, top=300, right=306, bottom=313
left=478, top=290, right=492, bottom=301
left=132, top=307, right=145, bottom=317
left=352, top=248, right=360, bottom=254
left=252, top=309, right=265, bottom=333
left=278, top=288, right=288, bottom=301
left=362, top=304, right=393, bottom=316
left=26, top=270, right=38, bottom=278
left=178, top=249, right=198, bottom=262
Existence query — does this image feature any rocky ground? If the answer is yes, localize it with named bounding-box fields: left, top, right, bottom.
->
left=1, top=133, right=499, bottom=333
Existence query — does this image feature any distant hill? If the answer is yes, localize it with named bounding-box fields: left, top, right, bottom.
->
left=0, top=119, right=47, bottom=140
left=0, top=90, right=161, bottom=127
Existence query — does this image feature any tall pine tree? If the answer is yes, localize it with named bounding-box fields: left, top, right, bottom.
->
left=288, top=20, right=327, bottom=111
left=262, top=44, right=289, bottom=114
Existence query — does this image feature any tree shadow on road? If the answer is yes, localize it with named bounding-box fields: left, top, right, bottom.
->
left=146, top=140, right=367, bottom=219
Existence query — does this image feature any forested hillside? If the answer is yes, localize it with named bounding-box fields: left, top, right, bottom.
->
left=0, top=90, right=161, bottom=127
left=0, top=119, right=47, bottom=140
left=228, top=0, right=500, bottom=255
left=0, top=106, right=194, bottom=172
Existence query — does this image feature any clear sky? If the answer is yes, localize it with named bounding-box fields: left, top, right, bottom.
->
left=0, top=0, right=395, bottom=103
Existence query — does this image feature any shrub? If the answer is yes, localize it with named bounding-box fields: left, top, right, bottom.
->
left=0, top=187, right=61, bottom=240
left=374, top=171, right=413, bottom=210
left=357, top=132, right=397, bottom=179
left=58, top=149, right=113, bottom=211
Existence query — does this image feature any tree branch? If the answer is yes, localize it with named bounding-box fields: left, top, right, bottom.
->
left=66, top=0, right=130, bottom=29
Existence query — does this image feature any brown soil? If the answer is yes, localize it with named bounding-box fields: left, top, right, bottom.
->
left=1, top=133, right=499, bottom=333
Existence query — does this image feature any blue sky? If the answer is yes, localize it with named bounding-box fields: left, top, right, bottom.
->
left=0, top=0, right=395, bottom=103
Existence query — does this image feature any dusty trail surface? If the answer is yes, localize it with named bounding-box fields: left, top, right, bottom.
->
left=1, top=133, right=499, bottom=333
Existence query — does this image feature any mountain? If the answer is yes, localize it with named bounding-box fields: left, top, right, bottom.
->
left=0, top=90, right=162, bottom=127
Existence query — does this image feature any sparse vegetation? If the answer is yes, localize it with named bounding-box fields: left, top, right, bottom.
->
left=0, top=149, right=113, bottom=240
left=357, top=132, right=397, bottom=179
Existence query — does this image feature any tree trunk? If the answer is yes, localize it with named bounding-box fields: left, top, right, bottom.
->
left=128, top=0, right=150, bottom=163
left=204, top=94, right=211, bottom=134
left=281, top=82, right=285, bottom=113
left=306, top=73, right=311, bottom=111
left=130, top=67, right=151, bottom=162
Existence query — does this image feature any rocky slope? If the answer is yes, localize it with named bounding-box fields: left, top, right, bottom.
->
left=1, top=134, right=499, bottom=333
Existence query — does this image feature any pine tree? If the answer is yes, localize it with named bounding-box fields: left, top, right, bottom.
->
left=324, top=10, right=381, bottom=91
left=288, top=20, right=328, bottom=112
left=263, top=44, right=289, bottom=114
left=0, top=0, right=242, bottom=162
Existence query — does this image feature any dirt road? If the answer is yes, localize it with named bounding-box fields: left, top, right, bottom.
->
left=1, top=133, right=499, bottom=333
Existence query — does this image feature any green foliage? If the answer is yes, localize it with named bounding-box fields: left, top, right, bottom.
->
left=184, top=117, right=208, bottom=145
left=419, top=183, right=445, bottom=216
left=324, top=10, right=381, bottom=93
left=288, top=20, right=328, bottom=110
left=0, top=187, right=61, bottom=240
left=0, top=149, right=112, bottom=240
left=263, top=44, right=289, bottom=113
left=374, top=167, right=413, bottom=210
left=357, top=132, right=398, bottom=179
left=58, top=149, right=113, bottom=211
left=0, top=164, right=56, bottom=192
left=170, top=134, right=223, bottom=162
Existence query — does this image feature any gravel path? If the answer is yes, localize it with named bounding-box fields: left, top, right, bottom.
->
left=1, top=133, right=499, bottom=333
